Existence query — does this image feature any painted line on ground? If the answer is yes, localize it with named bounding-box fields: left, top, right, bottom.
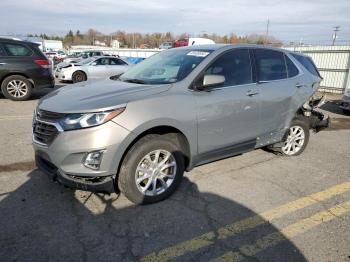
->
left=140, top=182, right=350, bottom=262
left=210, top=200, right=350, bottom=262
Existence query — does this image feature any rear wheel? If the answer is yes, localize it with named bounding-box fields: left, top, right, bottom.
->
left=72, top=71, right=87, bottom=83
left=118, top=134, right=185, bottom=204
left=1, top=75, right=32, bottom=101
left=272, top=118, right=310, bottom=156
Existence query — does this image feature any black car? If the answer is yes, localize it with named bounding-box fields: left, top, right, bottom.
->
left=0, top=37, right=55, bottom=101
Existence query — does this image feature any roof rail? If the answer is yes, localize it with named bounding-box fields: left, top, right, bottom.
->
left=0, top=36, right=22, bottom=41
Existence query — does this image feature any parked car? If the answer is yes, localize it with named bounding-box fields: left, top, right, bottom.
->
left=55, top=56, right=130, bottom=83
left=63, top=50, right=104, bottom=64
left=33, top=44, right=329, bottom=204
left=174, top=37, right=215, bottom=48
left=0, top=37, right=54, bottom=101
left=159, top=42, right=174, bottom=49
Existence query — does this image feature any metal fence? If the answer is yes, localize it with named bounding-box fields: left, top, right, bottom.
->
left=285, top=45, right=350, bottom=94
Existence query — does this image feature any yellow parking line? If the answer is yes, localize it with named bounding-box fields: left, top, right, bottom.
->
left=211, top=200, right=350, bottom=262
left=140, top=182, right=350, bottom=262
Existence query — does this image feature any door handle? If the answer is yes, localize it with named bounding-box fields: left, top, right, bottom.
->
left=246, top=90, right=259, bottom=97
left=295, top=83, right=303, bottom=88
left=0, top=63, right=6, bottom=65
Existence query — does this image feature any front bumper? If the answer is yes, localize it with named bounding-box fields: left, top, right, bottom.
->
left=33, top=120, right=136, bottom=193
left=339, top=95, right=350, bottom=110
left=36, top=154, right=115, bottom=193
left=55, top=70, right=72, bottom=81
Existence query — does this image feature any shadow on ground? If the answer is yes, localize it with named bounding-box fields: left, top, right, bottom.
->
left=0, top=169, right=306, bottom=262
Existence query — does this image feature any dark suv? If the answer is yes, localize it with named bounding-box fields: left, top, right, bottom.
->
left=0, top=37, right=54, bottom=101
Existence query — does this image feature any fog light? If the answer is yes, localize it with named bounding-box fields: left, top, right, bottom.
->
left=83, top=150, right=104, bottom=170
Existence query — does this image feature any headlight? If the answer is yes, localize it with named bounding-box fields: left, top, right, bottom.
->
left=59, top=108, right=125, bottom=131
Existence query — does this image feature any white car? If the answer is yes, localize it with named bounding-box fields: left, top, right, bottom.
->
left=55, top=56, right=130, bottom=83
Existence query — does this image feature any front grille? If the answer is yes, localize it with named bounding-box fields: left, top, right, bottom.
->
left=33, top=120, right=59, bottom=145
left=37, top=109, right=66, bottom=121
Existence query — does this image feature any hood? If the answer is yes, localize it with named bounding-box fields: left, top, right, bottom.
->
left=38, top=79, right=172, bottom=113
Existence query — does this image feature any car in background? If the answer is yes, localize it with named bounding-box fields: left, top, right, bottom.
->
left=0, top=37, right=54, bottom=101
left=174, top=38, right=215, bottom=48
left=63, top=50, right=104, bottom=64
left=55, top=56, right=130, bottom=83
left=159, top=42, right=173, bottom=49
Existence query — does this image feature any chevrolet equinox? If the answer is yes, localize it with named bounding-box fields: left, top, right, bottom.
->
left=33, top=45, right=329, bottom=204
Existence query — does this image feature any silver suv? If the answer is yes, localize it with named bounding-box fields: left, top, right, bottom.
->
left=33, top=45, right=329, bottom=204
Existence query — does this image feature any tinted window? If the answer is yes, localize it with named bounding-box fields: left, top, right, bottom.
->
left=3, top=43, right=32, bottom=56
left=110, top=58, right=127, bottom=65
left=291, top=54, right=320, bottom=77
left=255, top=49, right=287, bottom=81
left=285, top=55, right=299, bottom=78
left=204, top=49, right=253, bottom=87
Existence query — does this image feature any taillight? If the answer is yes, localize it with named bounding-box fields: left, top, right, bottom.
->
left=35, top=59, right=51, bottom=69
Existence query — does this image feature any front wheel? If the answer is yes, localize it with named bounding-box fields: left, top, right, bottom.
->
left=72, top=71, right=87, bottom=83
left=273, top=118, right=310, bottom=156
left=118, top=134, right=185, bottom=204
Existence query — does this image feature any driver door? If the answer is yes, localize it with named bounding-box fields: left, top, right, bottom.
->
left=194, top=48, right=260, bottom=156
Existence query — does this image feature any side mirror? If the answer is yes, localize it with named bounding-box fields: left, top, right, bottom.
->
left=197, top=74, right=225, bottom=91
left=91, top=62, right=97, bottom=66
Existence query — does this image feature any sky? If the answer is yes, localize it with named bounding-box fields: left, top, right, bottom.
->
left=0, top=0, right=349, bottom=45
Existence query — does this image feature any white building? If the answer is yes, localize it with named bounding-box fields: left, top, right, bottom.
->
left=111, top=40, right=120, bottom=48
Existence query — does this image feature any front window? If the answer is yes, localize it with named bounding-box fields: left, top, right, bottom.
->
left=76, top=57, right=95, bottom=65
left=119, top=49, right=213, bottom=84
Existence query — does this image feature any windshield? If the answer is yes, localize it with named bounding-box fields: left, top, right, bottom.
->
left=119, top=49, right=213, bottom=84
left=76, top=57, right=95, bottom=65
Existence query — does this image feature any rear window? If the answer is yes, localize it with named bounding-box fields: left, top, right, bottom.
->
left=291, top=54, right=320, bottom=77
left=285, top=55, right=299, bottom=78
left=3, top=43, right=32, bottom=56
left=254, top=49, right=287, bottom=81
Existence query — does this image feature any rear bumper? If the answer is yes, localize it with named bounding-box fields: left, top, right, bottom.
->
left=36, top=154, right=115, bottom=193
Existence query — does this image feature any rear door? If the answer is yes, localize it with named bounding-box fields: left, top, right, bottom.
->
left=0, top=42, right=36, bottom=81
left=252, top=49, right=304, bottom=142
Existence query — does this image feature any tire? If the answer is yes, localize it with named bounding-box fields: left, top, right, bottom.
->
left=118, top=134, right=185, bottom=204
left=272, top=117, right=310, bottom=156
left=343, top=109, right=350, bottom=116
left=1, top=75, right=32, bottom=101
left=72, top=71, right=87, bottom=83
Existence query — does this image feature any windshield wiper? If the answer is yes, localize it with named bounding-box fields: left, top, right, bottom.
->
left=122, top=78, right=147, bottom=84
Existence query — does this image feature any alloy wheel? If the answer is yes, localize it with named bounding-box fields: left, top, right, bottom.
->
left=6, top=80, right=28, bottom=98
left=135, top=149, right=177, bottom=196
left=282, top=126, right=305, bottom=155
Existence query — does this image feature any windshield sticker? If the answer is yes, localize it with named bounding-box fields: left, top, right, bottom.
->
left=186, top=51, right=210, bottom=57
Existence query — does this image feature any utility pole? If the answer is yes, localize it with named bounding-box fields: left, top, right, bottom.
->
left=332, top=26, right=340, bottom=46
left=265, top=18, right=270, bottom=45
